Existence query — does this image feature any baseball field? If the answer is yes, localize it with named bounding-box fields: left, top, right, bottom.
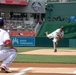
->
left=0, top=47, right=76, bottom=75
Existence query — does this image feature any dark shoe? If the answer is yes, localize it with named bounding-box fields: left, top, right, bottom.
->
left=0, top=66, right=12, bottom=73
left=54, top=49, right=57, bottom=52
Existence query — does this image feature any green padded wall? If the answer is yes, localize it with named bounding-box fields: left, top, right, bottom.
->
left=35, top=37, right=69, bottom=47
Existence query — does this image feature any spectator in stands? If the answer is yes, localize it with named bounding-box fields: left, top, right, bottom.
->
left=7, top=29, right=10, bottom=33
left=10, top=11, right=13, bottom=19
left=65, top=16, right=69, bottom=22
left=18, top=32, right=23, bottom=36
left=38, top=19, right=42, bottom=25
left=53, top=16, right=61, bottom=21
left=21, top=13, right=25, bottom=20
left=10, top=23, right=14, bottom=30
left=45, top=26, right=64, bottom=52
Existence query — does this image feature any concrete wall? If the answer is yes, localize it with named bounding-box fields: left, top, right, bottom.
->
left=0, top=1, right=46, bottom=13
left=45, top=2, right=76, bottom=20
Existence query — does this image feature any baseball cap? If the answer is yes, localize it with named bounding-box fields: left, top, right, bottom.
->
left=0, top=17, right=4, bottom=26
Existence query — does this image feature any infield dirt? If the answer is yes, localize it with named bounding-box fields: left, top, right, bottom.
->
left=19, top=49, right=76, bottom=55
left=0, top=49, right=76, bottom=75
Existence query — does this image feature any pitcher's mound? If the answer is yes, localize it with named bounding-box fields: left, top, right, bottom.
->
left=19, top=49, right=76, bottom=55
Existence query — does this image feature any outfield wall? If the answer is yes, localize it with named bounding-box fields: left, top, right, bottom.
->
left=11, top=36, right=76, bottom=47
left=11, top=36, right=35, bottom=46
left=35, top=37, right=69, bottom=47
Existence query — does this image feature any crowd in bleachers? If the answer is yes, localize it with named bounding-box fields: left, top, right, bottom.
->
left=5, top=20, right=36, bottom=31
left=52, top=16, right=76, bottom=22
left=0, top=11, right=40, bottom=37
left=4, top=19, right=37, bottom=36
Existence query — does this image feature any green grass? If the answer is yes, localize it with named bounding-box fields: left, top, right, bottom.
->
left=15, top=54, right=76, bottom=64
left=14, top=47, right=76, bottom=64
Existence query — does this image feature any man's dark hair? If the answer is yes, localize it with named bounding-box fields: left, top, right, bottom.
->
left=60, top=26, right=64, bottom=30
left=0, top=17, right=4, bottom=27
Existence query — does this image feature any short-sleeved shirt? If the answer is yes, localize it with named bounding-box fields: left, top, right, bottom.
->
left=51, top=29, right=64, bottom=38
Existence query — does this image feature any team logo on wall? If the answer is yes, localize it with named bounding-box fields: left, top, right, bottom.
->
left=12, top=38, right=19, bottom=44
left=31, top=2, right=41, bottom=12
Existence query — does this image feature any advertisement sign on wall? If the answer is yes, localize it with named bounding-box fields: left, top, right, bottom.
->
left=11, top=36, right=35, bottom=46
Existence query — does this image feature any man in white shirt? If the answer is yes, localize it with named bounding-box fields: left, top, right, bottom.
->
left=0, top=17, right=17, bottom=73
left=45, top=26, right=64, bottom=52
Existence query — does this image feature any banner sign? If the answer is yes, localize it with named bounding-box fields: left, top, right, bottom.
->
left=11, top=36, right=35, bottom=46
left=0, top=0, right=28, bottom=5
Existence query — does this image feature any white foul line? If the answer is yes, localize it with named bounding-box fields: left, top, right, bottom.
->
left=14, top=67, right=32, bottom=75
left=73, top=70, right=76, bottom=74
left=10, top=68, right=19, bottom=71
